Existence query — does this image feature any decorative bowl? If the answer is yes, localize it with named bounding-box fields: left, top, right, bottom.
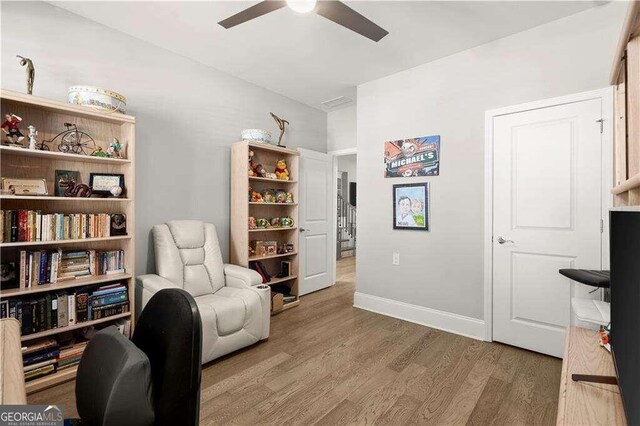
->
left=241, top=129, right=271, bottom=143
left=68, top=86, right=127, bottom=114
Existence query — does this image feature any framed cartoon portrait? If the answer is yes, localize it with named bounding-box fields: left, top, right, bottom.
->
left=393, top=183, right=430, bottom=231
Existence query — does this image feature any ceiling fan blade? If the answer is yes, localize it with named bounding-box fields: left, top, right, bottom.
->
left=315, top=1, right=388, bottom=42
left=218, top=1, right=286, bottom=29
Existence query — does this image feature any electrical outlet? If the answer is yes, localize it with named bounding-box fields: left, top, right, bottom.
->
left=393, top=252, right=400, bottom=265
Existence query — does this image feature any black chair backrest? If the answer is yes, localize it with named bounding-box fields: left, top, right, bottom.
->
left=132, top=289, right=203, bottom=426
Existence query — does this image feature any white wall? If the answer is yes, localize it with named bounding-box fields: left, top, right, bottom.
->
left=356, top=3, right=625, bottom=327
left=337, top=155, right=357, bottom=183
left=1, top=1, right=327, bottom=275
left=327, top=103, right=356, bottom=152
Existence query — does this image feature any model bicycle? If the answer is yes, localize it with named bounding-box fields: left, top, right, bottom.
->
left=46, top=123, right=96, bottom=155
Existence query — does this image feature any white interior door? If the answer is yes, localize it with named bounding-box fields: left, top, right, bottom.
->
left=299, top=148, right=334, bottom=295
left=492, top=98, right=603, bottom=358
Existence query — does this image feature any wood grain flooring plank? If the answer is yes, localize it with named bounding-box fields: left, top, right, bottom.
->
left=375, top=394, right=422, bottom=425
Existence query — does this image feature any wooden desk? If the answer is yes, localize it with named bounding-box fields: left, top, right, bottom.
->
left=0, top=318, right=27, bottom=404
left=557, top=327, right=626, bottom=425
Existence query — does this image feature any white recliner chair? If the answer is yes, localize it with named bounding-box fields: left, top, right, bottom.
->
left=136, top=220, right=270, bottom=364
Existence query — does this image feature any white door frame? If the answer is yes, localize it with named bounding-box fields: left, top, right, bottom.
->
left=329, top=147, right=357, bottom=285
left=483, top=87, right=614, bottom=342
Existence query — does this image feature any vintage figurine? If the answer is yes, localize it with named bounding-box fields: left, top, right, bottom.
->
left=275, top=190, right=287, bottom=203
left=286, top=192, right=294, bottom=204
left=270, top=217, right=281, bottom=228
left=17, top=55, right=35, bottom=95
left=248, top=150, right=256, bottom=177
left=280, top=216, right=294, bottom=227
left=248, top=216, right=257, bottom=230
left=263, top=189, right=276, bottom=203
left=110, top=186, right=123, bottom=197
left=59, top=179, right=93, bottom=198
left=107, top=138, right=123, bottom=159
left=251, top=161, right=267, bottom=178
left=275, top=159, right=289, bottom=180
left=270, top=112, right=289, bottom=147
left=255, top=218, right=270, bottom=229
left=266, top=172, right=277, bottom=180
left=91, top=146, right=110, bottom=158
left=27, top=125, right=38, bottom=150
left=1, top=114, right=24, bottom=145
left=251, top=191, right=264, bottom=203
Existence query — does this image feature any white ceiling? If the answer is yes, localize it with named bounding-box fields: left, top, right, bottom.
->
left=51, top=1, right=604, bottom=111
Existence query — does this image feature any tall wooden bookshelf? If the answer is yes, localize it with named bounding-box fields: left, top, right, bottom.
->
left=611, top=1, right=640, bottom=206
left=230, top=141, right=300, bottom=313
left=0, top=89, right=135, bottom=393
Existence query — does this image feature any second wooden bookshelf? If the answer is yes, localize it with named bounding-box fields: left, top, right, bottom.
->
left=230, top=141, right=300, bottom=313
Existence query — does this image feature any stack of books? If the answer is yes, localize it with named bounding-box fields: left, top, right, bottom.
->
left=1, top=210, right=116, bottom=243
left=57, top=341, right=88, bottom=371
left=12, top=249, right=126, bottom=288
left=0, top=282, right=129, bottom=336
left=22, top=338, right=59, bottom=382
left=89, top=284, right=129, bottom=320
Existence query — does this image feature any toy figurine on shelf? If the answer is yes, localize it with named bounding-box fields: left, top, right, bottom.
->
left=251, top=190, right=264, bottom=203
left=263, top=189, right=276, bottom=203
left=59, top=179, right=93, bottom=198
left=107, top=138, right=123, bottom=159
left=286, top=192, right=294, bottom=203
left=17, top=55, right=35, bottom=95
left=270, top=217, right=281, bottom=228
left=251, top=161, right=267, bottom=178
left=256, top=218, right=270, bottom=229
left=275, top=159, right=289, bottom=180
left=91, top=146, right=109, bottom=158
left=248, top=150, right=256, bottom=177
left=280, top=216, right=294, bottom=227
left=275, top=190, right=287, bottom=203
left=27, top=125, right=38, bottom=150
left=1, top=114, right=24, bottom=146
left=266, top=172, right=277, bottom=180
left=248, top=216, right=257, bottom=230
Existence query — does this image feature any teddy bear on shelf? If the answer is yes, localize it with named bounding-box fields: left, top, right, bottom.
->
left=275, top=159, right=289, bottom=180
left=248, top=216, right=257, bottom=229
left=252, top=161, right=267, bottom=178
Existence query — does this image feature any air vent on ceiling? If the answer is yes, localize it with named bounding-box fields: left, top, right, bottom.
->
left=321, top=96, right=353, bottom=109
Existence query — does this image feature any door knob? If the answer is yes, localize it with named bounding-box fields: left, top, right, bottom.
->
left=497, top=236, right=514, bottom=244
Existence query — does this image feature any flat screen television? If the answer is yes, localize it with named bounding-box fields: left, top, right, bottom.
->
left=610, top=209, right=640, bottom=425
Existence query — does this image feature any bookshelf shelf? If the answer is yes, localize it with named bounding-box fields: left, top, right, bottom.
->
left=266, top=275, right=297, bottom=285
left=25, top=365, right=78, bottom=394
left=232, top=140, right=300, bottom=315
left=248, top=202, right=298, bottom=206
left=249, top=227, right=297, bottom=233
left=282, top=299, right=300, bottom=310
left=0, top=195, right=132, bottom=202
left=249, top=176, right=297, bottom=184
left=1, top=273, right=132, bottom=298
left=0, top=145, right=132, bottom=165
left=21, top=312, right=131, bottom=342
left=1, top=88, right=136, bottom=394
left=0, top=235, right=131, bottom=248
left=248, top=251, right=297, bottom=262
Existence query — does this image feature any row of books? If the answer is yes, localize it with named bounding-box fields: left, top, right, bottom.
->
left=9, top=249, right=126, bottom=288
left=0, top=283, right=130, bottom=336
left=22, top=338, right=88, bottom=382
left=1, top=210, right=124, bottom=243
left=22, top=318, right=131, bottom=382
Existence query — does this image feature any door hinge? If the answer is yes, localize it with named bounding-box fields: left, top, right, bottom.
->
left=596, top=119, right=604, bottom=134
left=601, top=219, right=604, bottom=233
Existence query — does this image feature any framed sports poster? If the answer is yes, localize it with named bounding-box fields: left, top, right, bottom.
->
left=384, top=135, right=440, bottom=178
left=393, top=183, right=430, bottom=231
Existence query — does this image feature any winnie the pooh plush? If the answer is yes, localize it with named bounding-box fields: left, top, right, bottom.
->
left=275, top=159, right=289, bottom=180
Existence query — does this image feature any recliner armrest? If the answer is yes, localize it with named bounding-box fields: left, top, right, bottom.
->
left=136, top=274, right=179, bottom=314
left=223, top=264, right=262, bottom=287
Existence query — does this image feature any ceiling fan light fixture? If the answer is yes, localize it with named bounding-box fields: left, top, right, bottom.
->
left=287, top=0, right=317, bottom=14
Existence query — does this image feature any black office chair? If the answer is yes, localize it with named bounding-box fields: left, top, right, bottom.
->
left=74, top=289, right=203, bottom=426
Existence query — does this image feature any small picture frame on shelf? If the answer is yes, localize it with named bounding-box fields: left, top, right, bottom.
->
left=280, top=261, right=292, bottom=277
left=110, top=214, right=127, bottom=236
left=264, top=241, right=278, bottom=255
left=55, top=170, right=80, bottom=197
left=89, top=173, right=125, bottom=197
left=1, top=178, right=48, bottom=196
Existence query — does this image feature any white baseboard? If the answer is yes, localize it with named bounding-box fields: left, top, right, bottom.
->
left=353, top=292, right=485, bottom=340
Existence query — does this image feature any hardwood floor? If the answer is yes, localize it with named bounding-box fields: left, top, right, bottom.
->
left=29, top=255, right=562, bottom=425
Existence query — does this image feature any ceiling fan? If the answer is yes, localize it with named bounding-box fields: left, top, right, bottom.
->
left=218, top=0, right=389, bottom=42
